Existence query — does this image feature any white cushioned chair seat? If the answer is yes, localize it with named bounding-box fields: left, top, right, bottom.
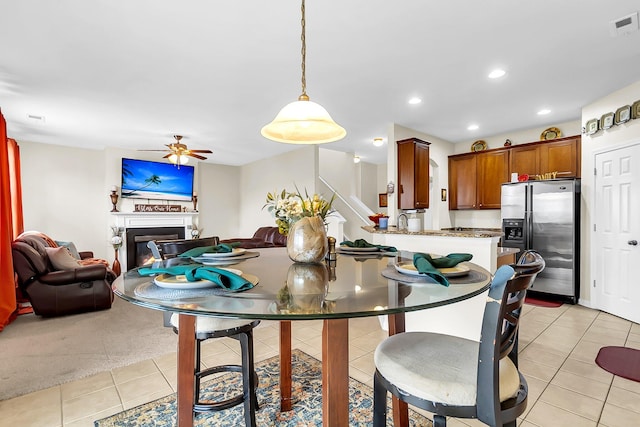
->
left=170, top=313, right=253, bottom=333
left=374, top=331, right=520, bottom=406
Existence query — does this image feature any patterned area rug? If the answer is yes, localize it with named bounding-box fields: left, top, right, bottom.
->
left=95, top=349, right=432, bottom=426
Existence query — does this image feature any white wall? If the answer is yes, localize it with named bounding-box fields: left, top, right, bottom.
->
left=387, top=124, right=455, bottom=230
left=580, top=79, right=640, bottom=306
left=197, top=162, right=241, bottom=240
left=20, top=141, right=109, bottom=259
left=238, top=146, right=317, bottom=238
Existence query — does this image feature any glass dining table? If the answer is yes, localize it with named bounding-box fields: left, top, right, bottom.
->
left=112, top=246, right=492, bottom=427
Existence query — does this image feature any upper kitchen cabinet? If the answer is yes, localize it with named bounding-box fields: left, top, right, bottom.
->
left=509, top=136, right=581, bottom=178
left=539, top=136, right=581, bottom=178
left=448, top=153, right=477, bottom=209
left=449, top=149, right=509, bottom=210
left=476, top=149, right=510, bottom=208
left=397, top=138, right=430, bottom=209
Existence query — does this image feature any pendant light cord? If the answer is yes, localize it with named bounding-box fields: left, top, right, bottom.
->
left=300, top=0, right=308, bottom=100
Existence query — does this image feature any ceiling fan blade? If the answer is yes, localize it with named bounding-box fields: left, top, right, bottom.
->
left=189, top=149, right=213, bottom=153
left=162, top=153, right=172, bottom=159
left=188, top=153, right=207, bottom=160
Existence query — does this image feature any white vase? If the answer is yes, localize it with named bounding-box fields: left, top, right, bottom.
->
left=286, top=216, right=328, bottom=263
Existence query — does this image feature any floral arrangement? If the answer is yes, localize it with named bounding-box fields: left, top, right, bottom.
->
left=110, top=226, right=124, bottom=251
left=264, top=186, right=335, bottom=236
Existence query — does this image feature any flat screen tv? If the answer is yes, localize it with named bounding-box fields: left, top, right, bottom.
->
left=121, top=158, right=194, bottom=202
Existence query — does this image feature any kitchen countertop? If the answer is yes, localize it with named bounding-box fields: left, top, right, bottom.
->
left=362, top=225, right=503, bottom=238
left=497, top=247, right=520, bottom=257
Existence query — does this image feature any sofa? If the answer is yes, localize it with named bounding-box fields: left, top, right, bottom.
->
left=220, top=226, right=287, bottom=249
left=11, top=232, right=115, bottom=317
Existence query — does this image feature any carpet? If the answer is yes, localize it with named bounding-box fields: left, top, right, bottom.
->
left=95, top=349, right=432, bottom=426
left=0, top=297, right=177, bottom=401
left=595, top=346, right=640, bottom=382
left=525, top=296, right=563, bottom=308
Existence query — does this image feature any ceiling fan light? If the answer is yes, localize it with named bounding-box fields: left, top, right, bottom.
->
left=168, top=153, right=189, bottom=165
left=261, top=98, right=346, bottom=144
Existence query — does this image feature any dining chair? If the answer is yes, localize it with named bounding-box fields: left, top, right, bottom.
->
left=150, top=238, right=260, bottom=426
left=372, top=250, right=545, bottom=427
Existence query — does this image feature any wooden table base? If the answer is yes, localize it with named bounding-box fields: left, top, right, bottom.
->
left=177, top=313, right=196, bottom=426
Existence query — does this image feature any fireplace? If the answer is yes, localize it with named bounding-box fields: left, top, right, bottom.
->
left=126, top=227, right=185, bottom=269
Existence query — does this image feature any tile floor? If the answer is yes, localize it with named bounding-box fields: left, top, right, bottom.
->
left=1, top=303, right=639, bottom=427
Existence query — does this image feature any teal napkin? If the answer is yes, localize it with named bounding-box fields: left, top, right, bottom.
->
left=340, top=239, right=397, bottom=252
left=138, top=264, right=254, bottom=291
left=178, top=243, right=240, bottom=258
left=412, top=253, right=473, bottom=287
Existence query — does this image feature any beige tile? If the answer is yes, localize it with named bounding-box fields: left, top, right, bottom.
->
left=519, top=358, right=558, bottom=383
left=111, top=358, right=160, bottom=384
left=570, top=340, right=609, bottom=364
left=612, top=375, right=640, bottom=395
left=153, top=350, right=177, bottom=372
left=539, top=384, right=604, bottom=421
left=64, top=405, right=123, bottom=427
left=605, top=385, right=640, bottom=414
left=525, top=400, right=597, bottom=426
left=61, top=371, right=115, bottom=401
left=62, top=386, right=121, bottom=424
left=551, top=371, right=610, bottom=401
left=116, top=371, right=172, bottom=405
left=560, top=358, right=614, bottom=385
left=599, top=402, right=640, bottom=427
left=581, top=328, right=628, bottom=346
left=520, top=346, right=567, bottom=369
left=0, top=386, right=62, bottom=427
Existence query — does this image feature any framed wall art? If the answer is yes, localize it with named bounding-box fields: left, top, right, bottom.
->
left=378, top=193, right=388, bottom=207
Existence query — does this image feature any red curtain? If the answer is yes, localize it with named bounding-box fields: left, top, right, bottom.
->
left=0, top=109, right=24, bottom=331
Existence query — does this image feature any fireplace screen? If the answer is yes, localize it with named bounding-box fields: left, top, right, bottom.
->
left=125, top=227, right=185, bottom=270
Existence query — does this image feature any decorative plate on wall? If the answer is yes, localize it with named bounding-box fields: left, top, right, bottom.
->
left=470, top=140, right=487, bottom=152
left=585, top=118, right=599, bottom=135
left=615, top=105, right=631, bottom=124
left=600, top=112, right=614, bottom=130
left=632, top=100, right=640, bottom=119
left=540, top=127, right=562, bottom=140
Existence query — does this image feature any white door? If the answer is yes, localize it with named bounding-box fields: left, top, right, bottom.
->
left=594, top=143, right=640, bottom=323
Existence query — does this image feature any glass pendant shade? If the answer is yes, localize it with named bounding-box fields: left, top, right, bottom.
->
left=261, top=97, right=346, bottom=144
left=168, top=154, right=189, bottom=165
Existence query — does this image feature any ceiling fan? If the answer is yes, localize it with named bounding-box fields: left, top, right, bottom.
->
left=140, top=135, right=212, bottom=165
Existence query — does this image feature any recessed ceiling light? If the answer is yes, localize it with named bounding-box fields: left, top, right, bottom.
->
left=353, top=155, right=361, bottom=164
left=408, top=97, right=422, bottom=105
left=488, top=69, right=506, bottom=79
left=537, top=109, right=551, bottom=115
left=373, top=138, right=384, bottom=147
left=467, top=124, right=479, bottom=131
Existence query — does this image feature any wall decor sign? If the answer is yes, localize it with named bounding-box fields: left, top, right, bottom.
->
left=134, top=204, right=182, bottom=213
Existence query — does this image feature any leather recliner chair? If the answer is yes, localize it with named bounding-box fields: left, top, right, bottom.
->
left=220, top=226, right=287, bottom=249
left=11, top=234, right=115, bottom=317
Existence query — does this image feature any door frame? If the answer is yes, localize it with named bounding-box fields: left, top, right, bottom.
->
left=591, top=139, right=640, bottom=313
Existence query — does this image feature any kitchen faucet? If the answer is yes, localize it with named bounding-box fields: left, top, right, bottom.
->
left=397, top=213, right=408, bottom=231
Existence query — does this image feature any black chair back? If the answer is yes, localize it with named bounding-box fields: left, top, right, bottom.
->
left=476, top=250, right=544, bottom=425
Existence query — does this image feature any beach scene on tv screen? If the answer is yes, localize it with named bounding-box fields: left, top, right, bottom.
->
left=121, top=158, right=194, bottom=201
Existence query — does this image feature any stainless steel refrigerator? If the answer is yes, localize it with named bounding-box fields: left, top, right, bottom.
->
left=501, top=179, right=580, bottom=303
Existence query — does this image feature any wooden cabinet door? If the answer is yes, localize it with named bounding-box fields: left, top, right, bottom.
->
left=539, top=137, right=581, bottom=178
left=397, top=138, right=430, bottom=209
left=448, top=154, right=477, bottom=210
left=477, top=149, right=509, bottom=209
left=414, top=143, right=430, bottom=209
left=509, top=144, right=540, bottom=177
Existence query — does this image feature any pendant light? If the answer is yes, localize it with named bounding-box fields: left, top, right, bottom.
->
left=261, top=0, right=346, bottom=144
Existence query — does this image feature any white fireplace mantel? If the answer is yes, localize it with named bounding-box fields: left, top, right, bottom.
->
left=112, top=211, right=198, bottom=271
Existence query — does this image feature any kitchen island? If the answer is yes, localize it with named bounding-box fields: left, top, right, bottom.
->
left=363, top=225, right=515, bottom=341
left=363, top=225, right=504, bottom=272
